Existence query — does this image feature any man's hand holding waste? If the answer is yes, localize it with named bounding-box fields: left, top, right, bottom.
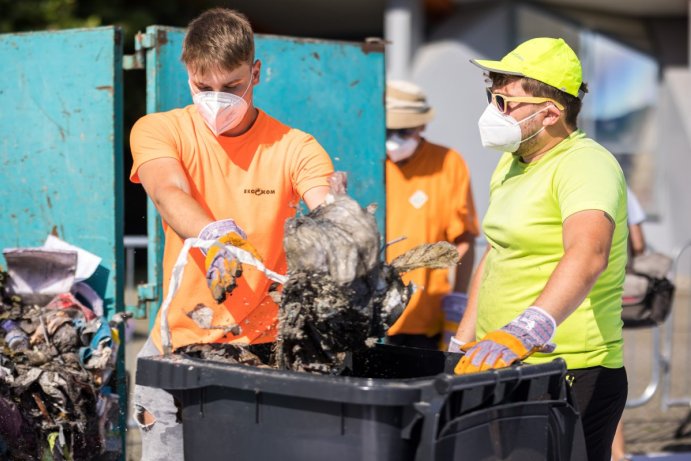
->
left=454, top=306, right=556, bottom=374
left=199, top=219, right=263, bottom=303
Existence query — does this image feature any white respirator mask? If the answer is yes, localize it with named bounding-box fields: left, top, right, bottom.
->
left=477, top=104, right=548, bottom=153
left=190, top=76, right=252, bottom=136
left=386, top=134, right=419, bottom=163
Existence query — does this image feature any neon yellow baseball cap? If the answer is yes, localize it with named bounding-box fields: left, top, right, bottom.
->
left=471, top=37, right=583, bottom=98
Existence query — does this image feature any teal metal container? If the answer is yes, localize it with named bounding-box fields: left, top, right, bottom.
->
left=0, top=25, right=126, bottom=458
left=0, top=26, right=125, bottom=319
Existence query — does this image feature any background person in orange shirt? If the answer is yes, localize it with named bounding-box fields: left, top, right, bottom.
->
left=384, top=80, right=479, bottom=350
left=129, top=8, right=334, bottom=460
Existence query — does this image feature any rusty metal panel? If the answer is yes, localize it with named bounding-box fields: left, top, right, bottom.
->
left=142, top=26, right=386, bottom=322
left=0, top=27, right=125, bottom=319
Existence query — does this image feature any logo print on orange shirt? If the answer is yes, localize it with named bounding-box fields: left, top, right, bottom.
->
left=244, top=188, right=276, bottom=196
left=409, top=190, right=428, bottom=209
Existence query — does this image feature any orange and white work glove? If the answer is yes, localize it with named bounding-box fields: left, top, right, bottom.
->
left=199, top=219, right=262, bottom=304
left=454, top=306, right=556, bottom=374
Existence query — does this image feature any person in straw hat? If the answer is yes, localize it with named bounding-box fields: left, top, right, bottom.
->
left=384, top=80, right=479, bottom=351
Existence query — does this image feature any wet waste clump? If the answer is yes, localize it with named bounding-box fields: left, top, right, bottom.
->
left=0, top=271, right=124, bottom=461
left=276, top=176, right=459, bottom=374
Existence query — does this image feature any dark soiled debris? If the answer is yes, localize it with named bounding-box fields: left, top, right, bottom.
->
left=175, top=343, right=273, bottom=368
left=277, top=192, right=459, bottom=374
left=0, top=271, right=124, bottom=461
left=186, top=303, right=242, bottom=336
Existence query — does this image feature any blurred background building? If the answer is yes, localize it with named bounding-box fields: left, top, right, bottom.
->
left=2, top=0, right=689, bottom=276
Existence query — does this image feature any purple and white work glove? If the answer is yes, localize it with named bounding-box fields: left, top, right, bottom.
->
left=454, top=306, right=556, bottom=374
left=199, top=219, right=255, bottom=303
left=198, top=219, right=247, bottom=250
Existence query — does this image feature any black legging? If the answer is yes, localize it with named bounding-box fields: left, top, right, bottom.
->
left=567, top=366, right=628, bottom=461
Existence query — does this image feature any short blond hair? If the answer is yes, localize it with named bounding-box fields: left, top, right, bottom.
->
left=181, top=8, right=254, bottom=74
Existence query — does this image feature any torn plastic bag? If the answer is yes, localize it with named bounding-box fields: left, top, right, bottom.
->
left=2, top=248, right=77, bottom=306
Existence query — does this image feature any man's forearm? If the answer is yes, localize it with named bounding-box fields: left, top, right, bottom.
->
left=149, top=186, right=213, bottom=239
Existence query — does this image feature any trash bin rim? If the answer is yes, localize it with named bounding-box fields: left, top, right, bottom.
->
left=136, top=353, right=568, bottom=407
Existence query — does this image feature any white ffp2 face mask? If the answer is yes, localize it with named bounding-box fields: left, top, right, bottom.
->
left=477, top=104, right=548, bottom=153
left=386, top=134, right=419, bottom=163
left=190, top=76, right=252, bottom=136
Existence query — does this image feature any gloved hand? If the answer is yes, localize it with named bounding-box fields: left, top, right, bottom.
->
left=454, top=306, right=556, bottom=374
left=199, top=219, right=247, bottom=245
left=199, top=219, right=262, bottom=303
left=447, top=336, right=465, bottom=353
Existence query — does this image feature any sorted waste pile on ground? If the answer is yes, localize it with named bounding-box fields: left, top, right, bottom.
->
left=0, top=270, right=123, bottom=461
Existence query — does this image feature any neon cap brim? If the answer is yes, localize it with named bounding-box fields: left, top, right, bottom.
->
left=470, top=58, right=525, bottom=77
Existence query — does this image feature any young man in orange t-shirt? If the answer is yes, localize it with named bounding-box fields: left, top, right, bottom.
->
left=130, top=8, right=333, bottom=460
left=384, top=80, right=479, bottom=350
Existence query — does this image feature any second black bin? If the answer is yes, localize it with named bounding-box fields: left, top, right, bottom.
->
left=136, top=343, right=586, bottom=461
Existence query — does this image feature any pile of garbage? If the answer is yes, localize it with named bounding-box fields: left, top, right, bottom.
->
left=0, top=240, right=123, bottom=461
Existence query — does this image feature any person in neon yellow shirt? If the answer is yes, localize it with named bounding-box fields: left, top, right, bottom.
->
left=450, top=37, right=628, bottom=461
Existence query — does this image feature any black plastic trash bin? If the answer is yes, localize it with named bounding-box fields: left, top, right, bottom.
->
left=136, top=344, right=586, bottom=461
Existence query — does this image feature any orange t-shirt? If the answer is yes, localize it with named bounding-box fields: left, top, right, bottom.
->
left=130, top=106, right=333, bottom=351
left=385, top=139, right=479, bottom=336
